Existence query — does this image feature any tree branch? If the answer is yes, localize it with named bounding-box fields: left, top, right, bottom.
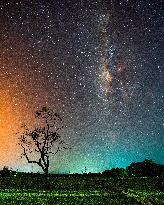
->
left=54, top=147, right=60, bottom=155
left=20, top=144, right=45, bottom=172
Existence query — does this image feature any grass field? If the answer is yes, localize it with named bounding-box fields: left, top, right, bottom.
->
left=0, top=175, right=163, bottom=204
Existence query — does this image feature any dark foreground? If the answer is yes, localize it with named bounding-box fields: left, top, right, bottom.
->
left=0, top=175, right=163, bottom=204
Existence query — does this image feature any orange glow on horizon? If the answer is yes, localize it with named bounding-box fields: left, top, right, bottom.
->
left=0, top=89, right=28, bottom=167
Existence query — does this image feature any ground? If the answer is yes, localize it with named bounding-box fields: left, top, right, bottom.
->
left=0, top=175, right=163, bottom=204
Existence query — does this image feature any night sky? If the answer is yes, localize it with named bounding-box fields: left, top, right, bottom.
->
left=0, top=0, right=163, bottom=174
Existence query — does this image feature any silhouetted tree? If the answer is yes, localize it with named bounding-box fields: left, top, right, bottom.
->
left=18, top=107, right=68, bottom=189
left=126, top=159, right=164, bottom=177
left=102, top=167, right=127, bottom=177
left=0, top=166, right=11, bottom=177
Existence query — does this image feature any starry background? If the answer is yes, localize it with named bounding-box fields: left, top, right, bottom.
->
left=0, top=0, right=163, bottom=173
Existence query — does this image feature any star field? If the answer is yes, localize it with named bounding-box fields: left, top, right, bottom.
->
left=0, top=0, right=163, bottom=173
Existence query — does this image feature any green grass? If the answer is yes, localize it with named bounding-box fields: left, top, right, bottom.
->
left=0, top=176, right=163, bottom=204
left=0, top=189, right=139, bottom=205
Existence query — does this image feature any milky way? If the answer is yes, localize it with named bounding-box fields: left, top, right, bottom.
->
left=0, top=0, right=163, bottom=173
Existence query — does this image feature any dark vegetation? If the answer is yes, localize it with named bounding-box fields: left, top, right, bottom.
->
left=1, top=159, right=164, bottom=181
left=102, top=159, right=164, bottom=178
left=0, top=164, right=163, bottom=204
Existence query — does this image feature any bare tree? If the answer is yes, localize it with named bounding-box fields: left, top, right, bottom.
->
left=18, top=106, right=68, bottom=189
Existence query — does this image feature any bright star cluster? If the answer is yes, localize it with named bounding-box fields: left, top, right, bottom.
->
left=0, top=0, right=163, bottom=173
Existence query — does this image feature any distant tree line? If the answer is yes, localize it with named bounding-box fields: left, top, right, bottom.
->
left=1, top=159, right=163, bottom=178
left=102, top=159, right=164, bottom=177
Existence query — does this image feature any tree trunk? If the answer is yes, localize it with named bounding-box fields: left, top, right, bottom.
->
left=44, top=167, right=50, bottom=190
